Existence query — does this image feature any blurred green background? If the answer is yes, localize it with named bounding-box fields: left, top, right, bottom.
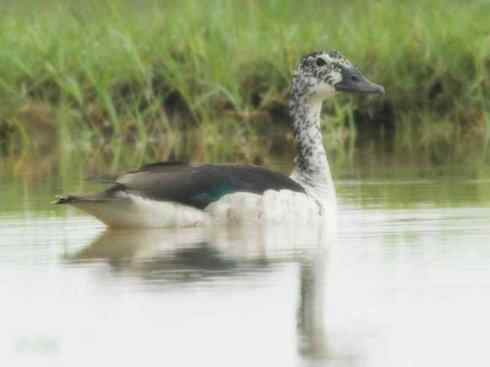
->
left=1, top=0, right=489, bottom=176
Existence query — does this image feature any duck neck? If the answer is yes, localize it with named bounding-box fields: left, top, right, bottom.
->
left=288, top=93, right=335, bottom=201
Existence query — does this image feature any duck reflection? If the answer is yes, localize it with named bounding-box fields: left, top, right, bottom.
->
left=297, top=253, right=328, bottom=360
left=66, top=224, right=352, bottom=364
left=70, top=229, right=241, bottom=281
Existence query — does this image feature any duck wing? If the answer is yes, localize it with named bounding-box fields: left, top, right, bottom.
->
left=113, top=161, right=305, bottom=209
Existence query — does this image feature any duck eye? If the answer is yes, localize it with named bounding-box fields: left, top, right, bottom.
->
left=316, top=58, right=327, bottom=67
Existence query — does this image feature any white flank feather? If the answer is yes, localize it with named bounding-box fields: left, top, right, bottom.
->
left=72, top=189, right=333, bottom=233
left=71, top=193, right=209, bottom=228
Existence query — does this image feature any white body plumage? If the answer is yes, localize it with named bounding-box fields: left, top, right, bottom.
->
left=71, top=189, right=333, bottom=229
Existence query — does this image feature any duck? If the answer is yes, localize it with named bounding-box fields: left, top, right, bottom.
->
left=54, top=50, right=384, bottom=228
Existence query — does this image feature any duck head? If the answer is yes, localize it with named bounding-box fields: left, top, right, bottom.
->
left=291, top=50, right=384, bottom=101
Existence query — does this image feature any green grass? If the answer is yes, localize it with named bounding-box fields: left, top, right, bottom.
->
left=0, top=0, right=489, bottom=165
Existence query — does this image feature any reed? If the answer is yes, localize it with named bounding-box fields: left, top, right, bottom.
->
left=0, top=0, right=489, bottom=163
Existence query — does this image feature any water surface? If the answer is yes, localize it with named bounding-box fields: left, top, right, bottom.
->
left=1, top=165, right=490, bottom=367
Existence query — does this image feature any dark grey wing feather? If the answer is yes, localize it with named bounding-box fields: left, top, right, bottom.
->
left=111, top=162, right=305, bottom=209
left=127, top=160, right=189, bottom=173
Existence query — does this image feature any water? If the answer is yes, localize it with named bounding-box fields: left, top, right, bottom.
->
left=1, top=166, right=490, bottom=367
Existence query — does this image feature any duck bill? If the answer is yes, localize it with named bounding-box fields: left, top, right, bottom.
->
left=335, top=67, right=385, bottom=95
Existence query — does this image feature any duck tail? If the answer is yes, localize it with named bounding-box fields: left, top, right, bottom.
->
left=52, top=194, right=107, bottom=205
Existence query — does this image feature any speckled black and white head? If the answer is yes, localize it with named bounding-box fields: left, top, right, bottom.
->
left=290, top=50, right=384, bottom=102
